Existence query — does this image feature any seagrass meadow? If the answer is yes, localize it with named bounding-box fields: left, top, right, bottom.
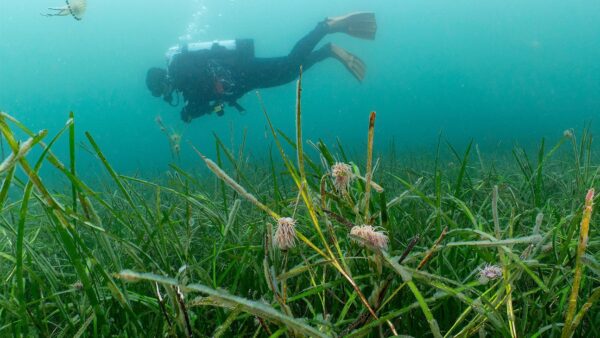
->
left=1, top=73, right=600, bottom=337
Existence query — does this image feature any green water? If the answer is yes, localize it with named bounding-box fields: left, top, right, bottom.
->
left=1, top=0, right=600, bottom=174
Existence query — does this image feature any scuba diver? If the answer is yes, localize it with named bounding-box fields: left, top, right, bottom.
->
left=146, top=12, right=377, bottom=123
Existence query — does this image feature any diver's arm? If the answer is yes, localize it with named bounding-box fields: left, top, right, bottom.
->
left=181, top=100, right=212, bottom=123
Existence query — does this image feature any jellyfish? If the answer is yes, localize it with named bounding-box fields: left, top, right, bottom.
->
left=43, top=0, right=87, bottom=21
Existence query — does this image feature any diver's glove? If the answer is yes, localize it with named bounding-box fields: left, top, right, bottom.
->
left=181, top=103, right=209, bottom=123
left=180, top=102, right=227, bottom=122
left=212, top=103, right=225, bottom=117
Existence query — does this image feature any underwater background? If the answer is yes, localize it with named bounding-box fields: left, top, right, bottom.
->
left=1, top=0, right=600, bottom=177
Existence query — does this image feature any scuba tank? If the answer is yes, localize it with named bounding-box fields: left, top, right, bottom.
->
left=165, top=39, right=254, bottom=66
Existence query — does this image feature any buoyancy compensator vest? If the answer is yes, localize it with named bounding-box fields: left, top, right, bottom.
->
left=165, top=39, right=254, bottom=114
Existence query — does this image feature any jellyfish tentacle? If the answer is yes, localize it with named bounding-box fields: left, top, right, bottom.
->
left=43, top=6, right=70, bottom=17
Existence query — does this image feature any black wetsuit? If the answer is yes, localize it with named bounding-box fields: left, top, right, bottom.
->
left=168, top=21, right=332, bottom=121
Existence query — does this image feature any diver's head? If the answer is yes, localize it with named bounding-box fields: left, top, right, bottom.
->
left=146, top=67, right=170, bottom=98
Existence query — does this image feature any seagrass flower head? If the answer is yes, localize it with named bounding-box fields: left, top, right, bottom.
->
left=274, top=217, right=297, bottom=251
left=478, top=264, right=502, bottom=284
left=350, top=224, right=388, bottom=251
left=331, top=162, right=353, bottom=193
left=563, top=129, right=574, bottom=139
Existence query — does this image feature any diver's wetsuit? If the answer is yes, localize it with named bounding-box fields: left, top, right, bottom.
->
left=168, top=21, right=332, bottom=121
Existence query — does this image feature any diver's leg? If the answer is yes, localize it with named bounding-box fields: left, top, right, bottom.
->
left=242, top=14, right=377, bottom=91
left=287, top=12, right=377, bottom=61
left=301, top=43, right=334, bottom=70
left=287, top=21, right=330, bottom=61
left=243, top=57, right=299, bottom=89
left=244, top=43, right=364, bottom=91
left=286, top=12, right=377, bottom=61
left=236, top=21, right=330, bottom=91
left=299, top=43, right=366, bottom=82
left=245, top=49, right=329, bottom=90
